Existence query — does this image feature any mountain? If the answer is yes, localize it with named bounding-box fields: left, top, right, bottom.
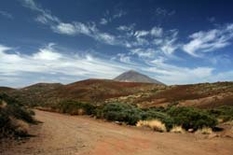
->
left=114, top=70, right=165, bottom=85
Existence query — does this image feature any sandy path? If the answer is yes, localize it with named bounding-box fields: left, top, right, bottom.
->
left=2, top=110, right=233, bottom=155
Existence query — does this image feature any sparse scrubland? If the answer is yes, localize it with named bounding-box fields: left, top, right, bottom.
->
left=0, top=93, right=36, bottom=140
left=1, top=81, right=233, bottom=155
left=2, top=80, right=233, bottom=134
left=48, top=100, right=233, bottom=133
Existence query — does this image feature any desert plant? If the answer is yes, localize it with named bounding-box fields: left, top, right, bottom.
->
left=141, top=109, right=174, bottom=131
left=99, top=103, right=142, bottom=125
left=0, top=93, right=35, bottom=139
left=170, top=126, right=185, bottom=133
left=136, top=120, right=167, bottom=132
left=57, top=100, right=96, bottom=115
left=195, top=127, right=213, bottom=134
left=167, top=106, right=217, bottom=131
left=208, top=106, right=233, bottom=122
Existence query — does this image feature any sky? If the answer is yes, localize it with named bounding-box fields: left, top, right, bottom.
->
left=0, top=0, right=233, bottom=87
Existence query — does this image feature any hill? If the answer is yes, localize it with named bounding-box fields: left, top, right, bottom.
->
left=114, top=70, right=165, bottom=85
left=5, top=79, right=163, bottom=107
left=9, top=83, right=63, bottom=107
left=45, top=79, right=163, bottom=105
left=1, top=79, right=233, bottom=109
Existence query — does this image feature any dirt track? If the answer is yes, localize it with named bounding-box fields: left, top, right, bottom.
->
left=2, top=110, right=233, bottom=155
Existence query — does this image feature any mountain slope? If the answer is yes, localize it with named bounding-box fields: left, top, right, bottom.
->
left=4, top=79, right=162, bottom=107
left=107, top=82, right=233, bottom=109
left=52, top=79, right=162, bottom=103
left=114, top=70, right=164, bottom=85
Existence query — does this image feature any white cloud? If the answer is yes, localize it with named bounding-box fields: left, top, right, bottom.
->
left=0, top=44, right=11, bottom=52
left=131, top=48, right=157, bottom=58
left=95, top=33, right=116, bottom=45
left=116, top=53, right=131, bottom=63
left=52, top=22, right=93, bottom=36
left=22, top=0, right=118, bottom=46
left=151, top=26, right=163, bottom=37
left=0, top=10, right=13, bottom=19
left=35, top=15, right=48, bottom=24
left=183, top=24, right=233, bottom=57
left=135, top=30, right=150, bottom=38
left=100, top=18, right=108, bottom=25
left=160, top=30, right=179, bottom=55
left=117, top=24, right=135, bottom=32
left=0, top=44, right=130, bottom=87
left=21, top=0, right=40, bottom=11
left=52, top=23, right=78, bottom=35
left=144, top=57, right=215, bottom=85
left=33, top=48, right=62, bottom=61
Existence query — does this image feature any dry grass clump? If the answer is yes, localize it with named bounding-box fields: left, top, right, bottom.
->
left=170, top=126, right=185, bottom=133
left=136, top=120, right=167, bottom=132
left=196, top=127, right=213, bottom=134
left=10, top=118, right=30, bottom=136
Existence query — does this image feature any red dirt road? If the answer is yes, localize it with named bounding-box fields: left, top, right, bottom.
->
left=2, top=110, right=233, bottom=155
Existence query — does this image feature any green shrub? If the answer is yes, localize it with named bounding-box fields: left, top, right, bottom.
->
left=141, top=109, right=174, bottom=131
left=167, top=106, right=217, bottom=131
left=99, top=103, right=142, bottom=125
left=57, top=100, right=96, bottom=115
left=208, top=106, right=233, bottom=122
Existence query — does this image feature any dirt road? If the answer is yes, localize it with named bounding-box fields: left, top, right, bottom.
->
left=2, top=110, right=233, bottom=155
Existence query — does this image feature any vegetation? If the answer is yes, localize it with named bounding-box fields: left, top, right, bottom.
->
left=166, top=106, right=217, bottom=131
left=208, top=106, right=233, bottom=122
left=20, top=96, right=228, bottom=133
left=136, top=120, right=167, bottom=132
left=96, top=103, right=142, bottom=125
left=57, top=100, right=96, bottom=115
left=0, top=93, right=36, bottom=139
left=95, top=103, right=218, bottom=132
left=141, top=108, right=174, bottom=130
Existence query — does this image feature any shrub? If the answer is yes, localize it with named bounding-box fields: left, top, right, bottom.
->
left=136, top=120, right=167, bottom=132
left=208, top=106, right=233, bottom=122
left=99, top=103, right=142, bottom=125
left=0, top=93, right=35, bottom=138
left=170, top=126, right=185, bottom=133
left=195, top=127, right=213, bottom=134
left=57, top=100, right=96, bottom=115
left=141, top=109, right=174, bottom=131
left=167, top=106, right=217, bottom=131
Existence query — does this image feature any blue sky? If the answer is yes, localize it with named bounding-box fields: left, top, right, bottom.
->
left=0, top=0, right=233, bottom=87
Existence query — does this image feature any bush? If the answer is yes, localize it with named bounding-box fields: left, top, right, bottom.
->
left=0, top=93, right=35, bottom=138
left=57, top=100, right=96, bottom=115
left=99, top=103, right=142, bottom=125
left=141, top=109, right=174, bottom=131
left=136, top=120, right=167, bottom=132
left=170, top=126, right=185, bottom=133
left=167, top=106, right=217, bottom=131
left=208, top=106, right=233, bottom=122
